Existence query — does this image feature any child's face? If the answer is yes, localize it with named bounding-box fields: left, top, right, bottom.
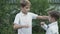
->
left=48, top=15, right=53, bottom=22
left=21, top=5, right=30, bottom=14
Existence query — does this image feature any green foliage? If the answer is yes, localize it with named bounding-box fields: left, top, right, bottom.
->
left=0, top=0, right=20, bottom=34
left=30, top=0, right=49, bottom=34
left=1, top=0, right=60, bottom=34
left=0, top=0, right=49, bottom=34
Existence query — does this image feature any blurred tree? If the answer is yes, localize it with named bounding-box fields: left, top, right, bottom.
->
left=30, top=0, right=49, bottom=34
left=0, top=0, right=56, bottom=34
left=0, top=0, right=20, bottom=34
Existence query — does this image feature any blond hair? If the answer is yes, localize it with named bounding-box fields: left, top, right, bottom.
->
left=20, top=0, right=31, bottom=7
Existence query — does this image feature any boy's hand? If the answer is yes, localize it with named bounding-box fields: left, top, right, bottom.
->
left=22, top=24, right=29, bottom=28
left=40, top=22, right=45, bottom=25
left=13, top=24, right=29, bottom=29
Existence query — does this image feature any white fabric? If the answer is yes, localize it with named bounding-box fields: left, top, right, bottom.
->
left=14, top=12, right=38, bottom=34
left=41, top=21, right=59, bottom=34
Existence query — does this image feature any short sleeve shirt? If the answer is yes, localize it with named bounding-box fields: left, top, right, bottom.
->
left=14, top=12, right=38, bottom=34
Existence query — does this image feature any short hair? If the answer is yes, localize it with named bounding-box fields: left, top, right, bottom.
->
left=48, top=10, right=60, bottom=20
left=20, top=0, right=31, bottom=8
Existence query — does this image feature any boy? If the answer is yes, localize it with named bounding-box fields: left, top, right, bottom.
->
left=40, top=11, right=59, bottom=34
left=14, top=0, right=48, bottom=34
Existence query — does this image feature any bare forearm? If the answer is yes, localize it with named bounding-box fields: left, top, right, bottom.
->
left=14, top=24, right=23, bottom=29
left=13, top=24, right=29, bottom=29
left=37, top=16, right=49, bottom=20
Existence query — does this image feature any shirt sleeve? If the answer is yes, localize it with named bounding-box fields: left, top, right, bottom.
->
left=41, top=24, right=48, bottom=30
left=31, top=13, right=38, bottom=19
left=14, top=14, right=20, bottom=24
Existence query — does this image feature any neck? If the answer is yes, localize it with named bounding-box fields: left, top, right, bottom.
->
left=22, top=12, right=27, bottom=15
left=21, top=10, right=27, bottom=15
left=51, top=19, right=56, bottom=23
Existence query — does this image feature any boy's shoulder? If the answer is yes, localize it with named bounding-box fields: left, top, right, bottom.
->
left=28, top=12, right=35, bottom=14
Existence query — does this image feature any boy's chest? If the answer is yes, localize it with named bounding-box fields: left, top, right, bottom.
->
left=47, top=25, right=57, bottom=32
left=19, top=14, right=32, bottom=25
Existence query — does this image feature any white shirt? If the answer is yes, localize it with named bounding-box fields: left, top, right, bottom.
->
left=14, top=12, right=38, bottom=34
left=41, top=21, right=59, bottom=34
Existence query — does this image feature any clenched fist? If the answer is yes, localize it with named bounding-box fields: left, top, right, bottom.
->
left=40, top=22, right=45, bottom=25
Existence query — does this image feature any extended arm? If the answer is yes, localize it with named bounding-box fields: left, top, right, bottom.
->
left=37, top=16, right=49, bottom=20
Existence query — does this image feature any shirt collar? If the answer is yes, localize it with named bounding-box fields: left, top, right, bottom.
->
left=20, top=11, right=28, bottom=16
left=49, top=21, right=58, bottom=26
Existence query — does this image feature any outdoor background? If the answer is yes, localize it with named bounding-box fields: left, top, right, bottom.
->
left=0, top=0, right=60, bottom=34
